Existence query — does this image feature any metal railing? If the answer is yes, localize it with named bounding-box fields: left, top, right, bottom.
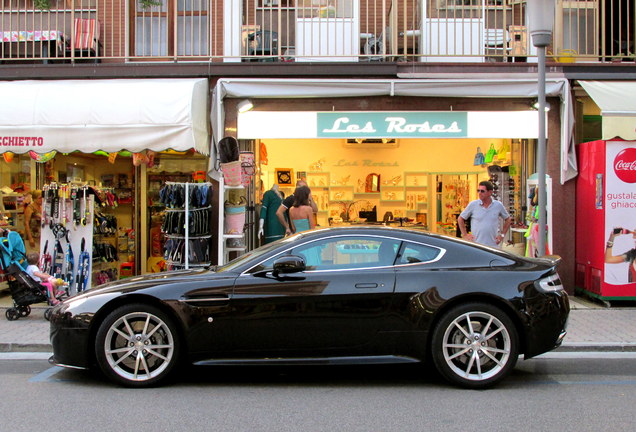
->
left=0, top=0, right=633, bottom=64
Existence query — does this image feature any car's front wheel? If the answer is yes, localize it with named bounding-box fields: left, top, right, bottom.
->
left=95, top=304, right=180, bottom=387
left=431, top=302, right=518, bottom=389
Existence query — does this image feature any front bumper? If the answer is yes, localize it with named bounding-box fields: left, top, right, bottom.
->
left=49, top=307, right=92, bottom=369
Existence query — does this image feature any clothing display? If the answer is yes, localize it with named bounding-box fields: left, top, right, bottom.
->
left=259, top=187, right=284, bottom=243
left=159, top=182, right=213, bottom=269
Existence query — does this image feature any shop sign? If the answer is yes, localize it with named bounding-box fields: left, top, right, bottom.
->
left=237, top=111, right=538, bottom=139
left=0, top=136, right=44, bottom=147
left=317, top=112, right=467, bottom=138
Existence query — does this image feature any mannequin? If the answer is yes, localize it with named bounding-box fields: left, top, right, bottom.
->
left=258, top=184, right=285, bottom=244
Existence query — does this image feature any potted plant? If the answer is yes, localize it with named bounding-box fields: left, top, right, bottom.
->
left=34, top=0, right=51, bottom=10
left=139, top=0, right=162, bottom=9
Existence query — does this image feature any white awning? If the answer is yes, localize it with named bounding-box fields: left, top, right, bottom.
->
left=0, top=78, right=209, bottom=155
left=579, top=80, right=636, bottom=141
left=212, top=77, right=576, bottom=184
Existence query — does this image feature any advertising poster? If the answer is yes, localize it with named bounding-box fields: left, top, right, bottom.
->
left=604, top=140, right=636, bottom=285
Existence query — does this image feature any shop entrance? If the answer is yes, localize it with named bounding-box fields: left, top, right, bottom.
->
left=251, top=137, right=533, bottom=249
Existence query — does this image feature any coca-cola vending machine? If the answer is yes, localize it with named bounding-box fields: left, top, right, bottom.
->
left=576, top=139, right=636, bottom=301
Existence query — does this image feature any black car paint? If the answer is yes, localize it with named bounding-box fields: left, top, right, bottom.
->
left=49, top=226, right=568, bottom=371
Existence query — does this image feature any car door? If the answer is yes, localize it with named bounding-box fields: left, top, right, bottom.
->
left=230, top=235, right=401, bottom=356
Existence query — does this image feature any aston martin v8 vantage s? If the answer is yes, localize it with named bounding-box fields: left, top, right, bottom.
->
left=49, top=226, right=569, bottom=388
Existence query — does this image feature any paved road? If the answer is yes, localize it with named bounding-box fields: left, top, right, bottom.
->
left=1, top=354, right=636, bottom=432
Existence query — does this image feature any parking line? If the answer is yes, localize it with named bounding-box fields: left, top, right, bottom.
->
left=29, top=366, right=64, bottom=383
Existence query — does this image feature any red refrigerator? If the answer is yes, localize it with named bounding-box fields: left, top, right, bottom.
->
left=576, top=139, right=636, bottom=300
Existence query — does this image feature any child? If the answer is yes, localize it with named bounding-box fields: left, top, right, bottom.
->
left=25, top=252, right=66, bottom=305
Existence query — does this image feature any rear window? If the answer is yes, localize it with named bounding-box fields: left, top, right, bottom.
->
left=397, top=242, right=442, bottom=264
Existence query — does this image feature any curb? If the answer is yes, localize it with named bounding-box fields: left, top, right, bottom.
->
left=557, top=342, right=636, bottom=352
left=0, top=343, right=52, bottom=353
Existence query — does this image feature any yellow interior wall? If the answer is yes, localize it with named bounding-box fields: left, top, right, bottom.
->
left=260, top=138, right=502, bottom=189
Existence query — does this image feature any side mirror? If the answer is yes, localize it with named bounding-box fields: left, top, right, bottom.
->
left=272, top=255, right=306, bottom=277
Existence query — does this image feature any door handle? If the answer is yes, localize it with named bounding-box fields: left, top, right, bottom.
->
left=355, top=283, right=378, bottom=289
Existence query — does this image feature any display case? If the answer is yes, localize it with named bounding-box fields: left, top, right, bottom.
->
left=0, top=192, right=24, bottom=232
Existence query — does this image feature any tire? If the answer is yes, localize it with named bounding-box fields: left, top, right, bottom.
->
left=19, top=305, right=31, bottom=317
left=95, top=303, right=180, bottom=387
left=431, top=302, right=518, bottom=389
left=6, top=308, right=19, bottom=321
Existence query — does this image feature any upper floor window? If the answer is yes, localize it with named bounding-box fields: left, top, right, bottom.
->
left=134, top=0, right=209, bottom=57
left=437, top=0, right=507, bottom=8
left=296, top=0, right=354, bottom=19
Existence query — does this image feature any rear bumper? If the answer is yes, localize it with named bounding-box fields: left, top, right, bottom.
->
left=523, top=290, right=570, bottom=358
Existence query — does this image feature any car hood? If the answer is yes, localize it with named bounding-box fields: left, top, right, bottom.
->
left=70, top=267, right=221, bottom=300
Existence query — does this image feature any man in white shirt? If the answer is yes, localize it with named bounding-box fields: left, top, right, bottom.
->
left=458, top=181, right=511, bottom=248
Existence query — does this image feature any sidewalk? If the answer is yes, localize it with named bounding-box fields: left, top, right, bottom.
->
left=1, top=294, right=636, bottom=353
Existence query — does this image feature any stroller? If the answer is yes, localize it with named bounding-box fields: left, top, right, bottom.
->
left=1, top=229, right=63, bottom=321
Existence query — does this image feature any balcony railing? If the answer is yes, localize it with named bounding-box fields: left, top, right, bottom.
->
left=1, top=0, right=634, bottom=64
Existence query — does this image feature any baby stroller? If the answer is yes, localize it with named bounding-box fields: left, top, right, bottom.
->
left=0, top=230, right=63, bottom=321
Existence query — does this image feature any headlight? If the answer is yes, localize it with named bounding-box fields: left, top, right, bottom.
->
left=537, top=273, right=564, bottom=293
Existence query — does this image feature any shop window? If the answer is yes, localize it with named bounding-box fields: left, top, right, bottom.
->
left=134, top=0, right=209, bottom=57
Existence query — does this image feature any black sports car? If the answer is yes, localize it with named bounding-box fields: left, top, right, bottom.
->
left=49, top=226, right=569, bottom=388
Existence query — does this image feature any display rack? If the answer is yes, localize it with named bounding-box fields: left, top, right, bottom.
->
left=161, top=182, right=213, bottom=270
left=222, top=184, right=246, bottom=264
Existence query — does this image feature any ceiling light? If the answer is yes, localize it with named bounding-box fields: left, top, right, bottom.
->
left=237, top=99, right=254, bottom=113
left=532, top=100, right=551, bottom=111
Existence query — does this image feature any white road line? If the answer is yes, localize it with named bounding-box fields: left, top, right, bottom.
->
left=29, top=366, right=64, bottom=382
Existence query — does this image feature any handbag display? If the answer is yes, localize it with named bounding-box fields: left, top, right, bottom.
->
left=221, top=160, right=243, bottom=186
left=484, top=144, right=497, bottom=163
left=473, top=147, right=485, bottom=166
left=218, top=136, right=240, bottom=163
left=497, top=142, right=511, bottom=162
left=224, top=197, right=247, bottom=234
left=239, top=151, right=255, bottom=187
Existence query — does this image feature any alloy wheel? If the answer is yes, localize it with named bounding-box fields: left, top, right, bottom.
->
left=101, top=309, right=176, bottom=384
left=441, top=311, right=511, bottom=381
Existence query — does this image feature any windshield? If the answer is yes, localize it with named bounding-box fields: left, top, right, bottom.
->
left=215, top=233, right=303, bottom=272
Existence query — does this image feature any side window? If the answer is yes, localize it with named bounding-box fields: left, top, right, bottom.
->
left=248, top=236, right=402, bottom=273
left=398, top=242, right=442, bottom=264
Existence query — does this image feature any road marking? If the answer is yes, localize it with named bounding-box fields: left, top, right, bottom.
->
left=29, top=366, right=64, bottom=383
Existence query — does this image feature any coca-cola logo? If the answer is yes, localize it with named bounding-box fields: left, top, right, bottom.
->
left=614, top=148, right=636, bottom=183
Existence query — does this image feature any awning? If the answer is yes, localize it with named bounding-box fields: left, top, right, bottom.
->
left=212, top=77, right=576, bottom=184
left=579, top=80, right=636, bottom=141
left=0, top=78, right=209, bottom=155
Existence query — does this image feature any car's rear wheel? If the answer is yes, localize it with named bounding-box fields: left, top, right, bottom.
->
left=95, top=304, right=180, bottom=387
left=431, top=302, right=518, bottom=389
